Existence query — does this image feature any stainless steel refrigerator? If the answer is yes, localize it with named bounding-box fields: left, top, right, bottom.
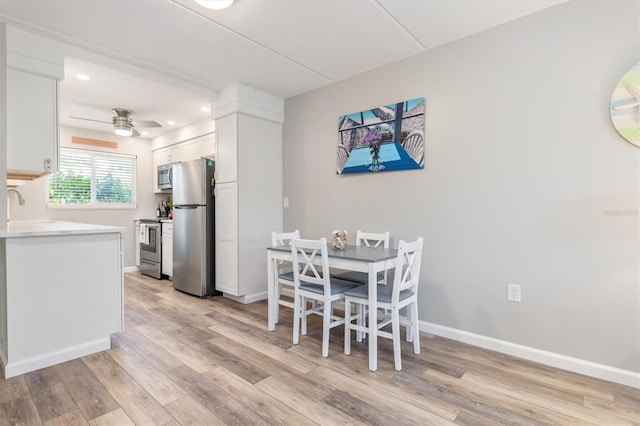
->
left=171, top=158, right=216, bottom=297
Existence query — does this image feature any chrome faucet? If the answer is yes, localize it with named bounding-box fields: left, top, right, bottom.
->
left=7, top=188, right=26, bottom=205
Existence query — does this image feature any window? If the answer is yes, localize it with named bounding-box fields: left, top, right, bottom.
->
left=48, top=148, right=136, bottom=208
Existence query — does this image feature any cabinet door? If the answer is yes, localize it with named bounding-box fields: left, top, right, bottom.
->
left=135, top=221, right=141, bottom=267
left=7, top=68, right=58, bottom=174
left=162, top=223, right=173, bottom=277
left=215, top=115, right=238, bottom=183
left=173, top=140, right=201, bottom=163
left=214, top=182, right=239, bottom=295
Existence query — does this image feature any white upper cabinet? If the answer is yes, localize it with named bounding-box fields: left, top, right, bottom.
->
left=172, top=139, right=201, bottom=163
left=214, top=114, right=238, bottom=183
left=6, top=35, right=63, bottom=179
left=151, top=133, right=216, bottom=192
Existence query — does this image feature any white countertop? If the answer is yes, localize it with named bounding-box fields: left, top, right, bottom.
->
left=0, top=220, right=126, bottom=238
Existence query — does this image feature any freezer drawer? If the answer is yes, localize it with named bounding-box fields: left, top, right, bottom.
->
left=173, top=205, right=213, bottom=296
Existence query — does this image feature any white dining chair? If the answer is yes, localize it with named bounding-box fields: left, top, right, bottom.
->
left=332, top=230, right=390, bottom=285
left=271, top=230, right=300, bottom=323
left=401, top=130, right=424, bottom=167
left=291, top=237, right=361, bottom=357
left=337, top=144, right=349, bottom=174
left=343, top=237, right=424, bottom=371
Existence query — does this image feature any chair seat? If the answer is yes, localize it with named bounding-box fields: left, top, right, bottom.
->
left=278, top=271, right=295, bottom=282
left=343, top=283, right=414, bottom=303
left=299, top=278, right=361, bottom=295
left=331, top=270, right=385, bottom=284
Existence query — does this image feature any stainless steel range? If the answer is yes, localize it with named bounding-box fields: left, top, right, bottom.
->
left=139, top=219, right=162, bottom=279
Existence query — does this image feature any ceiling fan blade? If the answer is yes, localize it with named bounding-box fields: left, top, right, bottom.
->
left=69, top=116, right=111, bottom=124
left=133, top=120, right=162, bottom=128
left=131, top=128, right=141, bottom=137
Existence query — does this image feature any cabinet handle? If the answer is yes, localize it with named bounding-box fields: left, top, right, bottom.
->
left=44, top=158, right=52, bottom=171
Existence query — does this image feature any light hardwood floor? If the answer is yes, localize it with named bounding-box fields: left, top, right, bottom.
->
left=1, top=272, right=638, bottom=425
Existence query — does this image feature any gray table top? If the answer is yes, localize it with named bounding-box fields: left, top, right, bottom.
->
left=268, top=244, right=398, bottom=262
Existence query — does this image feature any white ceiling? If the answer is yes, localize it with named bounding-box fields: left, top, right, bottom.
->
left=0, top=0, right=568, bottom=139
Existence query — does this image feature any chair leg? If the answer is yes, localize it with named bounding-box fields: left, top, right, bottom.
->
left=292, top=291, right=301, bottom=345
left=405, top=305, right=413, bottom=342
left=275, top=282, right=281, bottom=323
left=322, top=300, right=331, bottom=357
left=344, top=299, right=352, bottom=355
left=412, top=301, right=420, bottom=355
left=391, top=307, right=402, bottom=371
left=356, top=304, right=364, bottom=342
left=301, top=296, right=308, bottom=336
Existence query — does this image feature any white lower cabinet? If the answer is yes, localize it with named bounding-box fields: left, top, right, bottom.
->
left=135, top=220, right=141, bottom=267
left=162, top=222, right=173, bottom=277
left=214, top=182, right=239, bottom=295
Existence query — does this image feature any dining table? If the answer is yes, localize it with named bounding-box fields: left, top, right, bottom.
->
left=267, top=243, right=399, bottom=371
left=340, top=141, right=421, bottom=174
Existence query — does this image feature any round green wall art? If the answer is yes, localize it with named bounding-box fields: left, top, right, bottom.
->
left=610, top=63, right=640, bottom=148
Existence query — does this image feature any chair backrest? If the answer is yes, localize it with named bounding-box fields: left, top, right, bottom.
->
left=337, top=144, right=349, bottom=174
left=291, top=238, right=331, bottom=293
left=401, top=130, right=424, bottom=167
left=272, top=230, right=301, bottom=276
left=355, top=230, right=390, bottom=248
left=391, top=238, right=424, bottom=303
left=271, top=230, right=300, bottom=248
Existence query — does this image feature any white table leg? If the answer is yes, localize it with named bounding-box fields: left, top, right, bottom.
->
left=267, top=252, right=276, bottom=331
left=368, top=261, right=377, bottom=371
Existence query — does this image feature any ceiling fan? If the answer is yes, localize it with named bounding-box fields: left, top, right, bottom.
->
left=70, top=108, right=161, bottom=137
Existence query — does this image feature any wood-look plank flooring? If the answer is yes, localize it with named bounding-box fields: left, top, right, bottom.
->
left=1, top=272, right=638, bottom=425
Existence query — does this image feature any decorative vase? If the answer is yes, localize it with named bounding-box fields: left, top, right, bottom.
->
left=331, top=230, right=347, bottom=249
left=368, top=145, right=385, bottom=172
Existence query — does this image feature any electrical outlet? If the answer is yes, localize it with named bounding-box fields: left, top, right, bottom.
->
left=507, top=283, right=521, bottom=303
left=283, top=197, right=289, bottom=208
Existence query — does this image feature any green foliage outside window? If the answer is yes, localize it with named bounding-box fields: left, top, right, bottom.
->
left=96, top=171, right=133, bottom=203
left=49, top=170, right=91, bottom=204
left=48, top=148, right=136, bottom=208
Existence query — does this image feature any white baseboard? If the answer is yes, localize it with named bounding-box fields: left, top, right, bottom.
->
left=421, top=321, right=640, bottom=389
left=223, top=290, right=267, bottom=304
left=2, top=338, right=111, bottom=379
left=124, top=266, right=139, bottom=273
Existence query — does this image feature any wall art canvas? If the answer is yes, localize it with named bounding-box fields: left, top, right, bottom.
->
left=609, top=62, right=640, bottom=148
left=337, top=97, right=425, bottom=174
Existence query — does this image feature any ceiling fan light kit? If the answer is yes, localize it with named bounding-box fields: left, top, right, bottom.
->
left=113, top=120, right=133, bottom=137
left=195, top=0, right=234, bottom=10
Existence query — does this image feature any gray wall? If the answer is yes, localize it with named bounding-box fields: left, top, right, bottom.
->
left=10, top=126, right=159, bottom=268
left=283, top=0, right=639, bottom=372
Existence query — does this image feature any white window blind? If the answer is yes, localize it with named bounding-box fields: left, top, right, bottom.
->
left=48, top=148, right=136, bottom=208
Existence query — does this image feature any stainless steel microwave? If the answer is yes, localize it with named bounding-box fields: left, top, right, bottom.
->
left=157, top=164, right=173, bottom=190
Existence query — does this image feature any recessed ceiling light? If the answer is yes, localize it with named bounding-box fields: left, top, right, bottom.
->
left=201, top=105, right=211, bottom=112
left=75, top=73, right=90, bottom=81
left=141, top=131, right=149, bottom=136
left=167, top=120, right=176, bottom=125
left=195, top=0, right=234, bottom=10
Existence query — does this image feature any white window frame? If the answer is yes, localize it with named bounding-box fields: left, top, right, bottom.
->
left=47, top=147, right=137, bottom=209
